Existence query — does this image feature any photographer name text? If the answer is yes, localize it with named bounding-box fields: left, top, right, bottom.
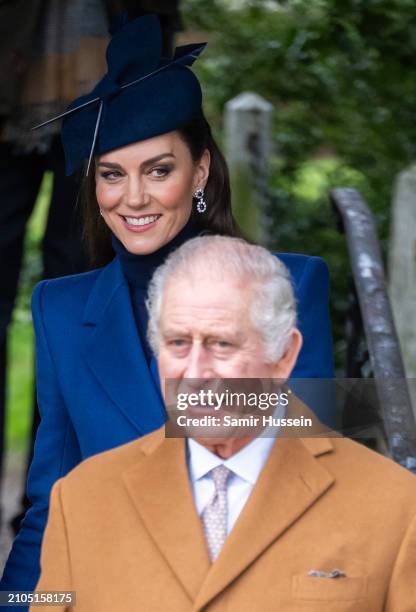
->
left=175, top=414, right=312, bottom=428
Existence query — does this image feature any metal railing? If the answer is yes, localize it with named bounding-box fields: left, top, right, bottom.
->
left=330, top=187, right=416, bottom=470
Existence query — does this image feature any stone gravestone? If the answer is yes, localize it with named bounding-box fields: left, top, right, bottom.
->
left=224, top=92, right=273, bottom=244
left=388, top=164, right=416, bottom=417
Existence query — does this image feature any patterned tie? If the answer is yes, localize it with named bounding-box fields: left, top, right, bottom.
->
left=201, top=465, right=231, bottom=561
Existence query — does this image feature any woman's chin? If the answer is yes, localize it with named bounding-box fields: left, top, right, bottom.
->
left=118, top=231, right=168, bottom=255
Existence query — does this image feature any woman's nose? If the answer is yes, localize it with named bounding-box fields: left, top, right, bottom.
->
left=125, top=175, right=148, bottom=208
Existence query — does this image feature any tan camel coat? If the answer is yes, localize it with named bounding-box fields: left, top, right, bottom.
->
left=33, top=429, right=416, bottom=611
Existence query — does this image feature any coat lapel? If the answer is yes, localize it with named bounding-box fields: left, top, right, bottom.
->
left=122, top=436, right=211, bottom=601
left=122, top=431, right=335, bottom=609
left=82, top=258, right=166, bottom=435
left=193, top=437, right=335, bottom=611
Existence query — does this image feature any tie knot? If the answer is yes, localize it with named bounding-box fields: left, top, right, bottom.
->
left=210, top=465, right=231, bottom=492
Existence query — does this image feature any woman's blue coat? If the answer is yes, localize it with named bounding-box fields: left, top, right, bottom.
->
left=0, top=252, right=334, bottom=593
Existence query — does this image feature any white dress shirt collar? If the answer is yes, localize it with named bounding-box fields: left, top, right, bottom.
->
left=188, top=435, right=276, bottom=486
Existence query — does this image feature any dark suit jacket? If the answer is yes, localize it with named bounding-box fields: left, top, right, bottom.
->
left=1, top=252, right=334, bottom=594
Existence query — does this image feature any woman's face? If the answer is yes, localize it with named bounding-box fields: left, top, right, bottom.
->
left=95, top=131, right=210, bottom=255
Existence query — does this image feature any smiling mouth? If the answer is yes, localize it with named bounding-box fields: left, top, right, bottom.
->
left=121, top=214, right=162, bottom=227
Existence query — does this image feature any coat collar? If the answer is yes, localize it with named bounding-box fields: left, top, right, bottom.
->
left=122, top=430, right=335, bottom=609
left=82, top=258, right=125, bottom=325
left=81, top=258, right=166, bottom=435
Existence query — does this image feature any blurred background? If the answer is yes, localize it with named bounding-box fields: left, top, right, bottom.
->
left=1, top=0, right=416, bottom=564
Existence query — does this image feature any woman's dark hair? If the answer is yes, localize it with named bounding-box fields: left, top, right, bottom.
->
left=80, top=110, right=241, bottom=267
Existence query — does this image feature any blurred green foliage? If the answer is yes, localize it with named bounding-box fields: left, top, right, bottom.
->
left=183, top=0, right=416, bottom=363
left=6, top=174, right=51, bottom=450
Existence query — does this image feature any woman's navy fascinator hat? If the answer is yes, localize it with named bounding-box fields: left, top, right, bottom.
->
left=33, top=14, right=206, bottom=175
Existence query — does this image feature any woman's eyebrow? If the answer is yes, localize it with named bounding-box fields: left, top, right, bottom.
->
left=96, top=161, right=123, bottom=169
left=96, top=153, right=175, bottom=171
left=140, top=153, right=175, bottom=168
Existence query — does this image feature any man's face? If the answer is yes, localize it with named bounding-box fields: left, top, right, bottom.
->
left=158, top=277, right=279, bottom=381
left=157, top=276, right=301, bottom=457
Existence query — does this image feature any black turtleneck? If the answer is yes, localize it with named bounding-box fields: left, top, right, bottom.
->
left=111, top=218, right=200, bottom=363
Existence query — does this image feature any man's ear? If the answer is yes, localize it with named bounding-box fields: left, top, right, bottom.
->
left=271, top=329, right=303, bottom=381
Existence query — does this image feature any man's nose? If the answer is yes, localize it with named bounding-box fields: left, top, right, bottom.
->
left=183, top=344, right=214, bottom=380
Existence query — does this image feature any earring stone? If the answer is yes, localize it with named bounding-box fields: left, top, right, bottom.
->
left=194, top=188, right=207, bottom=213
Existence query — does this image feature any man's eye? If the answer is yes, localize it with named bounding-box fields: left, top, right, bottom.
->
left=169, top=339, right=186, bottom=347
left=210, top=340, right=232, bottom=350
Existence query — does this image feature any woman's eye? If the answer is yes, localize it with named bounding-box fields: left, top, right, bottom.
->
left=100, top=170, right=122, bottom=180
left=150, top=166, right=171, bottom=178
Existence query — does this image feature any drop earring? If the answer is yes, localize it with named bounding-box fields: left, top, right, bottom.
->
left=194, top=188, right=207, bottom=213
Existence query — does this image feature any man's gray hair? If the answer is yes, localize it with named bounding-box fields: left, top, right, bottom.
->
left=146, top=235, right=297, bottom=362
